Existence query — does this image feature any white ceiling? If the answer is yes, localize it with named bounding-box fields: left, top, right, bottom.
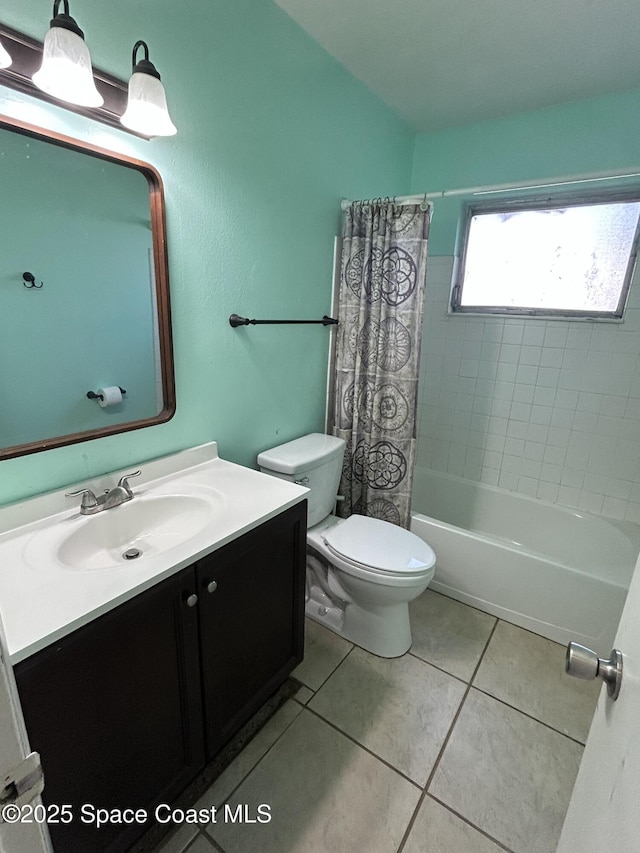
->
left=274, top=0, right=640, bottom=133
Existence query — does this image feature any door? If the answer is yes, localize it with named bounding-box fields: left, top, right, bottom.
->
left=0, top=619, right=51, bottom=853
left=556, top=549, right=640, bottom=852
left=197, top=502, right=306, bottom=759
left=14, top=567, right=205, bottom=853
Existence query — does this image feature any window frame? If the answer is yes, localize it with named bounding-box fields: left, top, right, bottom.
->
left=450, top=190, right=640, bottom=320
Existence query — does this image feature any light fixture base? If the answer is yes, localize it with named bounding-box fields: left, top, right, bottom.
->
left=0, top=21, right=148, bottom=138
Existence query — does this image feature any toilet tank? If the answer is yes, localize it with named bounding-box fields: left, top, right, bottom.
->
left=257, top=433, right=346, bottom=527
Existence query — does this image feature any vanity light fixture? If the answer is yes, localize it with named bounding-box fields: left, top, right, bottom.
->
left=0, top=37, right=12, bottom=69
left=120, top=40, right=176, bottom=137
left=32, top=0, right=103, bottom=108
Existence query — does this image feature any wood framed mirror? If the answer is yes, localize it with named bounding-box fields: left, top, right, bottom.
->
left=0, top=114, right=175, bottom=459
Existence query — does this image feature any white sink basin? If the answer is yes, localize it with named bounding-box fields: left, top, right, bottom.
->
left=24, top=490, right=225, bottom=572
left=57, top=495, right=217, bottom=570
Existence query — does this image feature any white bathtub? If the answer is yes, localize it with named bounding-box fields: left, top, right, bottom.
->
left=410, top=467, right=640, bottom=651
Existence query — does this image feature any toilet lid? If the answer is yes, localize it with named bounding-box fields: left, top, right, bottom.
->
left=323, top=515, right=435, bottom=575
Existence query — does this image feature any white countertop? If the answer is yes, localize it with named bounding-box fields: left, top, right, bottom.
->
left=0, top=442, right=308, bottom=664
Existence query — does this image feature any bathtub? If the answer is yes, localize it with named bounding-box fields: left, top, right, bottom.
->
left=410, top=468, right=640, bottom=651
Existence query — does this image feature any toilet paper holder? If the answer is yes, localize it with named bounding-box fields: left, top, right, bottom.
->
left=87, top=387, right=127, bottom=401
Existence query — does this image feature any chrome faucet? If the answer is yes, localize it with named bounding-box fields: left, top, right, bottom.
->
left=66, top=471, right=142, bottom=515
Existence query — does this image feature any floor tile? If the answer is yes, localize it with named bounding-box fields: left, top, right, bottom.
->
left=206, top=710, right=420, bottom=853
left=185, top=835, right=218, bottom=853
left=309, top=646, right=466, bottom=785
left=430, top=688, right=583, bottom=853
left=474, top=621, right=599, bottom=742
left=402, top=796, right=505, bottom=853
left=185, top=836, right=219, bottom=853
left=195, top=700, right=302, bottom=811
left=153, top=823, right=198, bottom=853
left=293, top=684, right=314, bottom=705
left=291, top=618, right=353, bottom=690
left=409, top=590, right=496, bottom=681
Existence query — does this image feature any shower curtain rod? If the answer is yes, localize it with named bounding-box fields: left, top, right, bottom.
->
left=340, top=167, right=640, bottom=212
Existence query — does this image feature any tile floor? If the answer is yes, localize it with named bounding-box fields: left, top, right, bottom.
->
left=156, top=590, right=600, bottom=853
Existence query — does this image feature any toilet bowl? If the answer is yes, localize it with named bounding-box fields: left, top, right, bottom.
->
left=306, top=513, right=435, bottom=657
left=257, top=433, right=436, bottom=658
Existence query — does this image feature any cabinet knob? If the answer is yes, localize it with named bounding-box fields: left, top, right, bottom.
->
left=184, top=593, right=198, bottom=608
left=205, top=580, right=218, bottom=594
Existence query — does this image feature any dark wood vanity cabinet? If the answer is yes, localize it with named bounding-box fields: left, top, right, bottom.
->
left=13, top=500, right=306, bottom=853
left=197, top=502, right=306, bottom=758
left=14, top=567, right=204, bottom=853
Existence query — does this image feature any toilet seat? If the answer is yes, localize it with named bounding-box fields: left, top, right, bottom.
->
left=322, top=515, right=435, bottom=578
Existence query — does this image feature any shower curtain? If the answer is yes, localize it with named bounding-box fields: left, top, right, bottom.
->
left=331, top=200, right=430, bottom=528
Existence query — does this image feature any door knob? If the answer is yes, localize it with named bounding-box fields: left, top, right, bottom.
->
left=565, top=642, right=623, bottom=700
left=184, top=593, right=198, bottom=608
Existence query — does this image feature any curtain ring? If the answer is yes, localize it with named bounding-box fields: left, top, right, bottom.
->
left=420, top=193, right=429, bottom=212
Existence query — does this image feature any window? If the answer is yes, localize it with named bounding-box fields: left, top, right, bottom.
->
left=451, top=193, right=640, bottom=319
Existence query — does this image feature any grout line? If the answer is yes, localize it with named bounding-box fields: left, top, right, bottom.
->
left=486, top=612, right=569, bottom=650
left=208, top=700, right=304, bottom=814
left=296, top=624, right=355, bottom=694
left=315, top=642, right=355, bottom=688
left=407, top=649, right=475, bottom=685
left=425, top=793, right=516, bottom=853
left=427, top=616, right=498, bottom=788
left=205, top=637, right=382, bottom=833
left=206, top=631, right=354, bottom=813
left=290, top=678, right=316, bottom=706
left=194, top=830, right=226, bottom=853
left=395, top=618, right=499, bottom=853
left=303, top=704, right=422, bottom=790
left=470, top=684, right=589, bottom=746
left=471, top=617, right=592, bottom=745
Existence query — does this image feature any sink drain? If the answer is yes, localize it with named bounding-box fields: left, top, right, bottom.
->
left=123, top=548, right=142, bottom=560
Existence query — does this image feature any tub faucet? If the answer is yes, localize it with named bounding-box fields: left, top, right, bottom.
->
left=66, top=470, right=141, bottom=515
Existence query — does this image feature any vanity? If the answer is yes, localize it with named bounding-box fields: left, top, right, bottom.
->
left=0, top=104, right=309, bottom=852
left=0, top=443, right=308, bottom=852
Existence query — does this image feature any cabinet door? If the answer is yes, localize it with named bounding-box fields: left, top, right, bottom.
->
left=14, top=567, right=205, bottom=853
left=197, top=501, right=306, bottom=758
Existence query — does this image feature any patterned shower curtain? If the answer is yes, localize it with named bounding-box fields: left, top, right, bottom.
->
left=331, top=200, right=430, bottom=529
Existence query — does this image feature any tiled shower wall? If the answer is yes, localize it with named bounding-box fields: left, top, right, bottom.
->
left=416, top=256, right=640, bottom=523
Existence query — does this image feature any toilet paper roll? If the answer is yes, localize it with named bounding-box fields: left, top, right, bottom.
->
left=97, top=386, right=123, bottom=408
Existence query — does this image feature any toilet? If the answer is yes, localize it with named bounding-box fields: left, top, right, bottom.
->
left=257, top=433, right=436, bottom=658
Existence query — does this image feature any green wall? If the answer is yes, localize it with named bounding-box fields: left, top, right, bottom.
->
left=411, top=88, right=640, bottom=255
left=0, top=0, right=413, bottom=504
left=3, top=0, right=638, bottom=508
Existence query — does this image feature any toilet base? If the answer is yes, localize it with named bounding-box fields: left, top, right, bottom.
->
left=305, top=590, right=412, bottom=658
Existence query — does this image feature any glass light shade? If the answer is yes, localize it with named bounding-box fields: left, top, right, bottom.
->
left=32, top=26, right=103, bottom=107
left=120, top=71, right=176, bottom=137
left=0, top=38, right=12, bottom=69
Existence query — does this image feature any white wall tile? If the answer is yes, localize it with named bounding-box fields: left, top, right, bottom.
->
left=602, top=496, right=628, bottom=520
left=537, top=481, right=560, bottom=502
left=516, top=364, right=538, bottom=385
left=540, top=463, right=562, bottom=484
left=513, top=385, right=535, bottom=404
left=520, top=346, right=542, bottom=366
left=416, top=257, right=640, bottom=521
left=533, top=387, right=557, bottom=406
left=539, top=348, right=564, bottom=368
left=502, top=325, right=524, bottom=345
left=507, top=420, right=528, bottom=439
left=530, top=406, right=553, bottom=426
left=522, top=324, right=546, bottom=346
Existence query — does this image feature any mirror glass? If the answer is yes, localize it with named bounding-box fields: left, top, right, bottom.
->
left=0, top=116, right=175, bottom=459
